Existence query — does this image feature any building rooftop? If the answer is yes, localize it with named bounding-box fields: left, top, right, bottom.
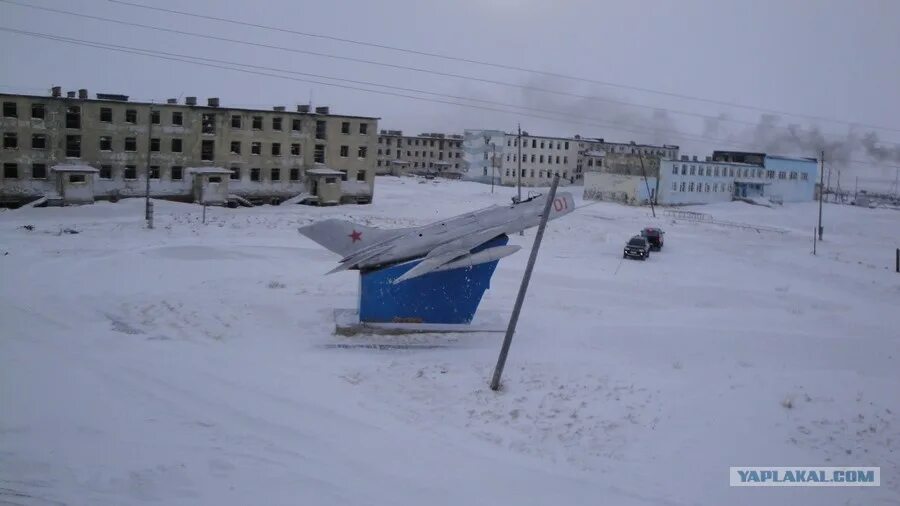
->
left=766, top=154, right=818, bottom=163
left=0, top=92, right=380, bottom=121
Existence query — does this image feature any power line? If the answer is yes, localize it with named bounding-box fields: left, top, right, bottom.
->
left=7, top=0, right=894, bottom=147
left=1, top=26, right=896, bottom=170
left=104, top=0, right=900, bottom=136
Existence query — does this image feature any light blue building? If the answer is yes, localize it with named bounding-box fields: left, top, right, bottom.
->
left=659, top=152, right=818, bottom=205
left=760, top=155, right=818, bottom=202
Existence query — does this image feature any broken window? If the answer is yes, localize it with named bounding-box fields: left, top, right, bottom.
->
left=31, top=103, right=45, bottom=119
left=99, top=165, right=112, bottom=179
left=125, top=109, right=137, bottom=124
left=252, top=116, right=263, bottom=130
left=201, top=140, right=215, bottom=161
left=340, top=145, right=349, bottom=157
left=32, top=163, right=46, bottom=179
left=356, top=170, right=366, bottom=182
left=271, top=143, right=281, bottom=156
left=125, top=137, right=137, bottom=152
left=150, top=165, right=160, bottom=179
left=151, top=110, right=160, bottom=124
left=290, top=143, right=300, bottom=156
left=3, top=163, right=18, bottom=178
left=208, top=176, right=222, bottom=183
left=230, top=167, right=240, bottom=180
left=341, top=121, right=350, bottom=134
left=171, top=138, right=182, bottom=153
left=69, top=174, right=86, bottom=183
left=357, top=146, right=367, bottom=158
left=315, top=120, right=326, bottom=140
left=292, top=118, right=302, bottom=131
left=150, top=138, right=160, bottom=152
left=359, top=123, right=368, bottom=135
left=171, top=166, right=183, bottom=180
left=100, top=107, right=112, bottom=122
left=201, top=113, right=216, bottom=134
left=66, top=106, right=81, bottom=129
left=172, top=111, right=183, bottom=126
left=251, top=142, right=261, bottom=155
left=324, top=177, right=336, bottom=184
left=66, top=135, right=81, bottom=157
left=250, top=168, right=260, bottom=181
left=30, top=134, right=47, bottom=150
left=272, top=117, right=282, bottom=131
left=271, top=168, right=281, bottom=181
left=230, top=141, right=241, bottom=154
left=289, top=168, right=299, bottom=181
left=3, top=102, right=17, bottom=118
left=314, top=144, right=325, bottom=163
left=124, top=165, right=136, bottom=179
left=3, top=132, right=17, bottom=149
left=231, top=115, right=242, bottom=128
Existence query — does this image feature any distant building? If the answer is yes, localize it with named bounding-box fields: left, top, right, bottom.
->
left=375, top=130, right=464, bottom=178
left=465, top=129, right=678, bottom=189
left=656, top=152, right=818, bottom=205
left=0, top=88, right=379, bottom=207
left=580, top=138, right=679, bottom=203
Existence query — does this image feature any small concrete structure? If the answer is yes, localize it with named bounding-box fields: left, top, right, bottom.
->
left=51, top=165, right=100, bottom=205
left=305, top=168, right=344, bottom=205
left=188, top=167, right=231, bottom=205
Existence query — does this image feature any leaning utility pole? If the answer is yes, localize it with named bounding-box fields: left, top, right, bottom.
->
left=817, top=150, right=824, bottom=240
left=491, top=174, right=560, bottom=391
left=144, top=108, right=154, bottom=229
left=637, top=152, right=656, bottom=218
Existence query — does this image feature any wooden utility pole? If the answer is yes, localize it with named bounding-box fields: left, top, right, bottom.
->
left=516, top=124, right=522, bottom=203
left=517, top=124, right=523, bottom=236
left=145, top=108, right=154, bottom=229
left=637, top=152, right=656, bottom=217
left=817, top=150, right=824, bottom=240
left=491, top=174, right=560, bottom=391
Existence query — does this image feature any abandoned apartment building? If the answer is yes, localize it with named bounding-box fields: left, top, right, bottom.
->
left=0, top=88, right=379, bottom=207
left=375, top=130, right=465, bottom=178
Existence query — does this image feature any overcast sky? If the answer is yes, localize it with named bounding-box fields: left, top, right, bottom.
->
left=2, top=0, right=899, bottom=182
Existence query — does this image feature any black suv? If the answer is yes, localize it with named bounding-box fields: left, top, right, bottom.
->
left=641, top=227, right=664, bottom=250
left=623, top=235, right=651, bottom=260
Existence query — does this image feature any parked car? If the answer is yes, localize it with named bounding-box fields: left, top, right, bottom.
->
left=623, top=235, right=651, bottom=260
left=640, top=227, right=665, bottom=250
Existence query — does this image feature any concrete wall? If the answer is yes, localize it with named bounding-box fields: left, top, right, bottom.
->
left=583, top=171, right=657, bottom=204
left=0, top=93, right=378, bottom=205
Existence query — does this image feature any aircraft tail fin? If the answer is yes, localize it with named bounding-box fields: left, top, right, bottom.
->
left=298, top=219, right=400, bottom=258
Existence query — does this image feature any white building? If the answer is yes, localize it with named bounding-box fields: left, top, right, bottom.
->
left=462, top=129, right=505, bottom=184
left=658, top=153, right=818, bottom=205
left=658, top=156, right=749, bottom=205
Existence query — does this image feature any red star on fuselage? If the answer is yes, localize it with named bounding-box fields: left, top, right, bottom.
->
left=349, top=229, right=362, bottom=243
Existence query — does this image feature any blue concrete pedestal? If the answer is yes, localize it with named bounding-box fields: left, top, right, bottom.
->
left=358, top=235, right=508, bottom=324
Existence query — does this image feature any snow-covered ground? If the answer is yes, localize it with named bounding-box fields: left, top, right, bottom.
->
left=1, top=176, right=898, bottom=505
